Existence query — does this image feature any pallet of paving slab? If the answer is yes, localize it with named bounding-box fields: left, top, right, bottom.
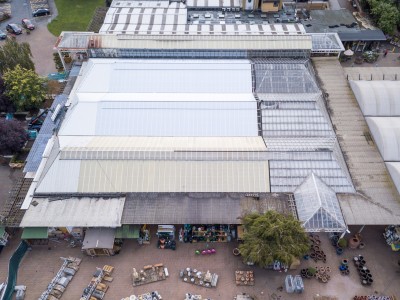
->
left=102, top=265, right=114, bottom=275
left=103, top=275, right=113, bottom=282
left=132, top=264, right=167, bottom=287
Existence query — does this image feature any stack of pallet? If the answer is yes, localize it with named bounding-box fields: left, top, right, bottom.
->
left=80, top=265, right=114, bottom=300
left=39, top=256, right=81, bottom=300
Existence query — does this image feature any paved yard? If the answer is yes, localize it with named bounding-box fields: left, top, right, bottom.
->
left=0, top=162, right=22, bottom=213
left=0, top=226, right=399, bottom=299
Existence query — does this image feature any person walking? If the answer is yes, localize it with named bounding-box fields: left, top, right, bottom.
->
left=384, top=49, right=389, bottom=57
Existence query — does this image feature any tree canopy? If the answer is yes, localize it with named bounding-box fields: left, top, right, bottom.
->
left=0, top=77, right=15, bottom=113
left=0, top=119, right=28, bottom=155
left=0, top=37, right=35, bottom=74
left=367, top=0, right=400, bottom=34
left=3, top=65, right=47, bottom=111
left=239, top=211, right=310, bottom=267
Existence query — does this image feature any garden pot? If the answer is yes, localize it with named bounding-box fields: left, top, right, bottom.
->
left=359, top=242, right=365, bottom=249
left=361, top=279, right=368, bottom=285
left=313, top=245, right=320, bottom=251
left=353, top=256, right=359, bottom=262
left=358, top=255, right=364, bottom=261
left=367, top=278, right=373, bottom=285
left=336, top=247, right=344, bottom=255
left=342, top=259, right=348, bottom=265
left=349, top=237, right=360, bottom=249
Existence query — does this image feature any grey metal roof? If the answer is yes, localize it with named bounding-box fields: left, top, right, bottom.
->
left=82, top=227, right=116, bottom=250
left=24, top=95, right=67, bottom=172
left=121, top=193, right=292, bottom=224
left=294, top=173, right=346, bottom=232
left=338, top=30, right=386, bottom=41
left=302, top=10, right=359, bottom=34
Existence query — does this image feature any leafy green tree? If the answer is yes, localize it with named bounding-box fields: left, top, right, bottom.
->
left=3, top=65, right=47, bottom=111
left=239, top=211, right=310, bottom=267
left=368, top=0, right=400, bottom=34
left=0, top=37, right=35, bottom=74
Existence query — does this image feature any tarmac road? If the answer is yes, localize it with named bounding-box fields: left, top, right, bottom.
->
left=0, top=0, right=58, bottom=76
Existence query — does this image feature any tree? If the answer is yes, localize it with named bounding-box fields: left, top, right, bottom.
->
left=3, top=65, right=47, bottom=111
left=0, top=37, right=35, bottom=74
left=239, top=211, right=310, bottom=267
left=0, top=119, right=28, bottom=155
left=0, top=77, right=15, bottom=113
left=368, top=0, right=400, bottom=34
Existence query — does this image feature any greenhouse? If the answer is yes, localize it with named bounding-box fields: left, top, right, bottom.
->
left=294, top=173, right=347, bottom=232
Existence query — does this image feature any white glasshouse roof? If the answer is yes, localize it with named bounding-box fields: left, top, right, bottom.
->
left=350, top=80, right=400, bottom=116
left=294, top=173, right=346, bottom=232
left=366, top=117, right=400, bottom=161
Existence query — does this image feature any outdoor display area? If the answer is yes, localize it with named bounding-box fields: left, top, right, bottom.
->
left=181, top=225, right=234, bottom=243
left=180, top=268, right=218, bottom=288
left=384, top=225, right=400, bottom=251
left=132, top=264, right=168, bottom=287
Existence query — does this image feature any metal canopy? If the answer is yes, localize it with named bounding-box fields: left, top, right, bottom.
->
left=294, top=173, right=346, bottom=232
left=82, top=228, right=116, bottom=249
left=21, top=227, right=48, bottom=239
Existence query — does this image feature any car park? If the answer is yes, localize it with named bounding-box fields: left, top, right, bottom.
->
left=22, top=19, right=35, bottom=30
left=6, top=23, right=22, bottom=35
left=32, top=8, right=50, bottom=17
left=0, top=30, right=6, bottom=40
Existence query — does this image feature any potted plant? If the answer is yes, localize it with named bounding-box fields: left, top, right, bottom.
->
left=338, top=238, right=348, bottom=248
left=63, top=52, right=72, bottom=63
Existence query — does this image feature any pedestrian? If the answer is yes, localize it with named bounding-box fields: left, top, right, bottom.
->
left=384, top=49, right=388, bottom=57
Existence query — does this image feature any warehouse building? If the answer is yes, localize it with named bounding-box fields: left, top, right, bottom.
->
left=16, top=0, right=400, bottom=247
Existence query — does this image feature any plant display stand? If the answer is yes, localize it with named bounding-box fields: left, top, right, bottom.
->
left=181, top=268, right=218, bottom=288
left=132, top=264, right=168, bottom=287
left=235, top=270, right=254, bottom=286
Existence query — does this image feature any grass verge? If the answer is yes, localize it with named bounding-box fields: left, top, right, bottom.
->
left=48, top=0, right=104, bottom=36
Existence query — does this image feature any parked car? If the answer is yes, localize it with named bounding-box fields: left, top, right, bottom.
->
left=0, top=30, right=6, bottom=40
left=32, top=8, right=50, bottom=17
left=6, top=23, right=22, bottom=35
left=21, top=18, right=35, bottom=30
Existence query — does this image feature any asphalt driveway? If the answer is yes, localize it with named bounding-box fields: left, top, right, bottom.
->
left=0, top=0, right=58, bottom=76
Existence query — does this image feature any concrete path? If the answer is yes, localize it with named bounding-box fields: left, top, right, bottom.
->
left=313, top=57, right=400, bottom=225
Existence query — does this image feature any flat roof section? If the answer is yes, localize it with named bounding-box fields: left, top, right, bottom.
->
left=313, top=57, right=400, bottom=225
left=122, top=193, right=292, bottom=224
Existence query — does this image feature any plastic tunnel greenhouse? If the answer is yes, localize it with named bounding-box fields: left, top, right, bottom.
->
left=294, top=173, right=346, bottom=232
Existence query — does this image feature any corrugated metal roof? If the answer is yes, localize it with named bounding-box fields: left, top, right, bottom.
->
left=78, top=160, right=270, bottom=193
left=122, top=192, right=291, bottom=224
left=294, top=173, right=346, bottom=232
left=186, top=0, right=241, bottom=7
left=338, top=30, right=386, bottom=42
left=350, top=80, right=400, bottom=116
left=20, top=197, right=125, bottom=227
left=35, top=160, right=269, bottom=193
left=57, top=32, right=313, bottom=51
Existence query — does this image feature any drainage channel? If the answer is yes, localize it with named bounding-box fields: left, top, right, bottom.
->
left=1, top=241, right=29, bottom=300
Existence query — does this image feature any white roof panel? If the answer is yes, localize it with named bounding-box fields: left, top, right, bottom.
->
left=366, top=117, right=400, bottom=161
left=20, top=197, right=125, bottom=227
left=350, top=80, right=400, bottom=116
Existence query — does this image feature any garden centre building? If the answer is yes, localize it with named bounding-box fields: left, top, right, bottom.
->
left=15, top=0, right=400, bottom=246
